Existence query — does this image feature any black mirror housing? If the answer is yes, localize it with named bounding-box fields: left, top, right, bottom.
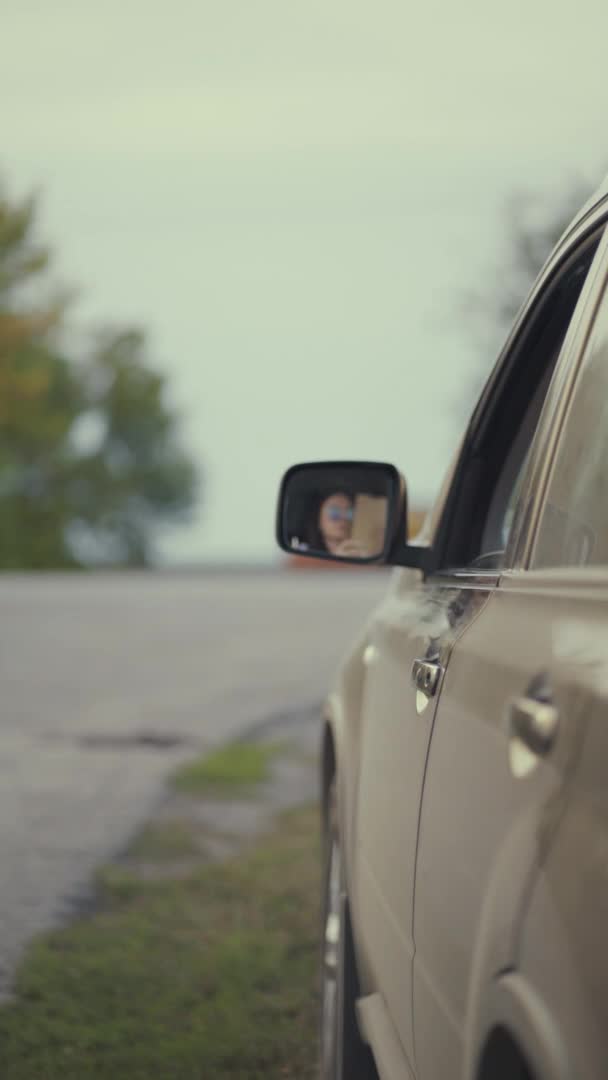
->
left=276, top=461, right=405, bottom=565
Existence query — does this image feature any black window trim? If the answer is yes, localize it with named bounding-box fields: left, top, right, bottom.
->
left=519, top=226, right=608, bottom=572
left=422, top=216, right=608, bottom=583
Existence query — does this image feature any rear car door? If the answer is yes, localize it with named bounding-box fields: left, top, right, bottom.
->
left=512, top=242, right=608, bottom=1080
left=411, top=224, right=608, bottom=1080
left=352, top=212, right=608, bottom=1078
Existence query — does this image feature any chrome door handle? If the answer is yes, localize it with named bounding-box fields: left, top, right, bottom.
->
left=411, top=658, right=441, bottom=698
left=508, top=696, right=559, bottom=755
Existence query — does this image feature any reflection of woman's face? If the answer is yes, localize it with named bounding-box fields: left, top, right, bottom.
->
left=319, top=493, right=353, bottom=547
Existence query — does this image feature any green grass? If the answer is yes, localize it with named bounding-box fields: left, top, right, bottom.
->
left=0, top=805, right=321, bottom=1079
left=126, top=820, right=201, bottom=861
left=172, top=740, right=280, bottom=797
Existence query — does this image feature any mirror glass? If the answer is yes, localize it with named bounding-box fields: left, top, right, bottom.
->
left=280, top=463, right=397, bottom=562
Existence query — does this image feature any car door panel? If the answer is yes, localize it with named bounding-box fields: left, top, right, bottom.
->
left=353, top=578, right=439, bottom=1065
left=412, top=576, right=587, bottom=1080
left=352, top=572, right=491, bottom=1069
left=516, top=580, right=608, bottom=1080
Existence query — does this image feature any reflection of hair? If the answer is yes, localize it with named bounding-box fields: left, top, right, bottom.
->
left=303, top=493, right=326, bottom=551
left=304, top=490, right=353, bottom=552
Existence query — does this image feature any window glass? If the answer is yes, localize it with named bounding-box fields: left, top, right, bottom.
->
left=444, top=235, right=600, bottom=572
left=479, top=364, right=554, bottom=560
left=533, top=280, right=608, bottom=568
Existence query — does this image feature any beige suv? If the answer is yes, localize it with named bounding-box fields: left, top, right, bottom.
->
left=276, top=176, right=608, bottom=1080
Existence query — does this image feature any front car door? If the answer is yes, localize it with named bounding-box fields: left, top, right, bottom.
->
left=352, top=563, right=490, bottom=1072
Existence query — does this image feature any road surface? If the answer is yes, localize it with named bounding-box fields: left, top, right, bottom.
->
left=0, top=569, right=386, bottom=996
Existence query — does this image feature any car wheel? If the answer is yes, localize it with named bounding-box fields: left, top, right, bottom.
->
left=320, top=777, right=376, bottom=1080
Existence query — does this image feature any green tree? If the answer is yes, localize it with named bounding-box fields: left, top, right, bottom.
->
left=459, top=180, right=594, bottom=412
left=0, top=188, right=198, bottom=568
left=479, top=185, right=589, bottom=337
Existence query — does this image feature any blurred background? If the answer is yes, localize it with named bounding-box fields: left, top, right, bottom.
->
left=1, top=2, right=608, bottom=1073
left=3, top=0, right=606, bottom=568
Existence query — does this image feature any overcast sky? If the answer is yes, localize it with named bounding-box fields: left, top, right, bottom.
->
left=3, top=0, right=607, bottom=561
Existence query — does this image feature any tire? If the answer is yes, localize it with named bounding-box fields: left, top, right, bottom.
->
left=320, top=778, right=377, bottom=1080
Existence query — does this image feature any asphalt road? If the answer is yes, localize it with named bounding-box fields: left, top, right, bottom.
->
left=0, top=569, right=386, bottom=997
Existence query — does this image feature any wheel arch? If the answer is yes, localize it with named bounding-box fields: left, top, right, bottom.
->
left=471, top=972, right=569, bottom=1080
left=475, top=1024, right=534, bottom=1080
left=321, top=715, right=336, bottom=828
left=320, top=685, right=363, bottom=898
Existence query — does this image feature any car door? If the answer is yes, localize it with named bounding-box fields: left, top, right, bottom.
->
left=353, top=564, right=489, bottom=1071
left=352, top=215, right=608, bottom=1079
left=411, top=225, right=608, bottom=1080
left=510, top=241, right=608, bottom=1080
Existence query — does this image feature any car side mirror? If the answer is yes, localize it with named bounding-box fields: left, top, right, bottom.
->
left=276, top=461, right=404, bottom=564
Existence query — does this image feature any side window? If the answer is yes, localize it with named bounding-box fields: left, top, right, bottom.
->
left=532, top=276, right=608, bottom=568
left=439, top=230, right=602, bottom=572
